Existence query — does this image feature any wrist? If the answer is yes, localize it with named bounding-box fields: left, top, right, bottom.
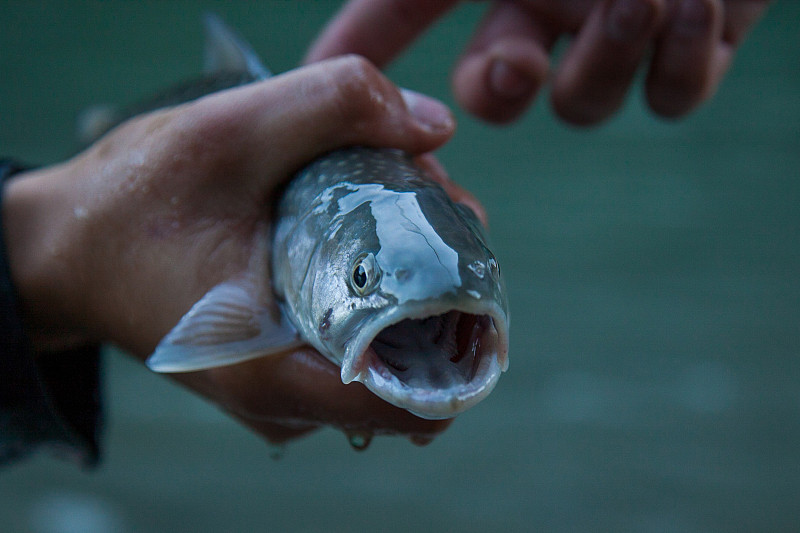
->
left=2, top=163, right=92, bottom=353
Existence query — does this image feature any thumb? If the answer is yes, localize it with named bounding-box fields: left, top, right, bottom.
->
left=175, top=55, right=456, bottom=184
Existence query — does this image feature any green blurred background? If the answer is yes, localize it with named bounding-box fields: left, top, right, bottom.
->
left=2, top=1, right=798, bottom=532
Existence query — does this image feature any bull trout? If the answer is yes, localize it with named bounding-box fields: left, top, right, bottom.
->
left=136, top=15, right=510, bottom=420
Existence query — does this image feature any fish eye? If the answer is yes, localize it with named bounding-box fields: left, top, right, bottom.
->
left=350, top=253, right=380, bottom=296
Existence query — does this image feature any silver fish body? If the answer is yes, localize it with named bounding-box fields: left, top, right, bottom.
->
left=271, top=147, right=509, bottom=418
left=140, top=14, right=510, bottom=419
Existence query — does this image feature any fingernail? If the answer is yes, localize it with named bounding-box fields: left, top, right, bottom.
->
left=488, top=59, right=533, bottom=100
left=675, top=0, right=712, bottom=35
left=606, top=0, right=658, bottom=42
left=400, top=89, right=454, bottom=133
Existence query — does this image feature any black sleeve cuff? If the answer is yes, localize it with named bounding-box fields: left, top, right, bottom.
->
left=0, top=159, right=103, bottom=468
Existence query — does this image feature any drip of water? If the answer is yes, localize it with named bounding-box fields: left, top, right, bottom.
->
left=268, top=442, right=286, bottom=460
left=347, top=433, right=373, bottom=451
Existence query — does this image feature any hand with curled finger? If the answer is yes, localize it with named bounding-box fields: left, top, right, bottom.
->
left=306, top=0, right=770, bottom=125
left=4, top=57, right=464, bottom=450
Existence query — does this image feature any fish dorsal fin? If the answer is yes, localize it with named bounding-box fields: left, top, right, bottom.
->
left=76, top=104, right=120, bottom=146
left=202, top=12, right=270, bottom=79
left=146, top=277, right=300, bottom=373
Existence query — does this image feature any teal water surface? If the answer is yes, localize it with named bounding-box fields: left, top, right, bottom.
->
left=2, top=2, right=799, bottom=532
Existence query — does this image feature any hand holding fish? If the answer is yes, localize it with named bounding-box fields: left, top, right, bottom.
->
left=3, top=56, right=466, bottom=445
left=306, top=0, right=770, bottom=124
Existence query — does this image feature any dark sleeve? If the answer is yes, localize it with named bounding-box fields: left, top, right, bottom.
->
left=0, top=159, right=103, bottom=468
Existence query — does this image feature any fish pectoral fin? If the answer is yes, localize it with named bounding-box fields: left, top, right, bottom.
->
left=146, top=278, right=300, bottom=373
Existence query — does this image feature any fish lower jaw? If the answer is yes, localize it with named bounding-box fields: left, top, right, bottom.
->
left=359, top=346, right=503, bottom=420
left=343, top=311, right=508, bottom=419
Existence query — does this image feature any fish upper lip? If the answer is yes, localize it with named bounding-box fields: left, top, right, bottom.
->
left=340, top=299, right=509, bottom=419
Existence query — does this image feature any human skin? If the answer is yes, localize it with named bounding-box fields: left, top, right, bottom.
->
left=2, top=56, right=488, bottom=445
left=305, top=0, right=771, bottom=124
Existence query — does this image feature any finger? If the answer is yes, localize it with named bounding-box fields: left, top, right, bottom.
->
left=646, top=0, right=724, bottom=118
left=551, top=0, right=666, bottom=125
left=414, top=153, right=489, bottom=226
left=721, top=0, right=771, bottom=46
left=451, top=1, right=555, bottom=124
left=703, top=0, right=771, bottom=98
left=304, top=0, right=460, bottom=66
left=173, top=56, right=455, bottom=190
left=176, top=347, right=454, bottom=439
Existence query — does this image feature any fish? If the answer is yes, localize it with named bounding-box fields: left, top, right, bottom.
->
left=134, top=14, right=510, bottom=420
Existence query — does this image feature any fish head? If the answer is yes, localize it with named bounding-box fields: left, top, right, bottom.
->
left=304, top=176, right=509, bottom=420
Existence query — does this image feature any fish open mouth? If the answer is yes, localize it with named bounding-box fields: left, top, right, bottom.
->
left=372, top=311, right=489, bottom=386
left=343, top=308, right=507, bottom=420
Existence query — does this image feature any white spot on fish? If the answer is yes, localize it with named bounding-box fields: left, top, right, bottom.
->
left=467, top=290, right=481, bottom=299
left=468, top=260, right=486, bottom=279
left=74, top=207, right=88, bottom=219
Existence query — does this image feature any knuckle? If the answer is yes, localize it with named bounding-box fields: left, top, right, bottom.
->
left=325, top=54, right=397, bottom=124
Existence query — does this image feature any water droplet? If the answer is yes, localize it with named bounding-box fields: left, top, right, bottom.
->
left=268, top=442, right=286, bottom=460
left=347, top=432, right=372, bottom=451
